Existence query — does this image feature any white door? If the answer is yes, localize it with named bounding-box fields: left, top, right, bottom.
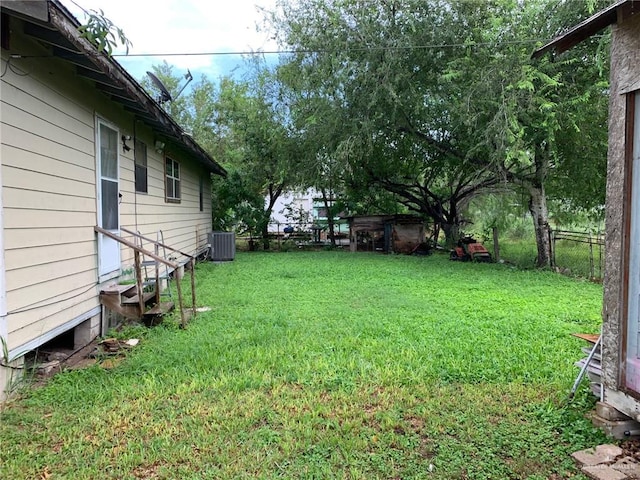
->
left=626, top=93, right=640, bottom=392
left=96, top=118, right=120, bottom=279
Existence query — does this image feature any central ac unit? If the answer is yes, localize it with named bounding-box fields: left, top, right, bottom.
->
left=209, top=232, right=236, bottom=261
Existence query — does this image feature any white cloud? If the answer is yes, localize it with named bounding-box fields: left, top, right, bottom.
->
left=61, top=0, right=279, bottom=78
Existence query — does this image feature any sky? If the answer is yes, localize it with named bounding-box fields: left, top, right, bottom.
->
left=60, top=0, right=280, bottom=84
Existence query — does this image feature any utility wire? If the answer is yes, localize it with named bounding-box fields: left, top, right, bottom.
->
left=16, top=37, right=580, bottom=60
left=7, top=283, right=98, bottom=315
left=110, top=38, right=550, bottom=57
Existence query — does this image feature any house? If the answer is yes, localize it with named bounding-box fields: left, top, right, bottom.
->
left=0, top=1, right=225, bottom=399
left=269, top=190, right=315, bottom=230
left=268, top=188, right=348, bottom=242
left=347, top=215, right=426, bottom=254
left=534, top=0, right=640, bottom=429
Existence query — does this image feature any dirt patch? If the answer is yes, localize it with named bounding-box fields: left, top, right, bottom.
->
left=620, top=439, right=640, bottom=459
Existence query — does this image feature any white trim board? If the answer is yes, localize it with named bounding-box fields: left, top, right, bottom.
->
left=0, top=134, right=7, bottom=347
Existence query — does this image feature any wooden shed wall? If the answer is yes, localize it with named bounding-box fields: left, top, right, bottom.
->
left=348, top=216, right=425, bottom=253
left=392, top=224, right=424, bottom=254
left=602, top=12, right=640, bottom=416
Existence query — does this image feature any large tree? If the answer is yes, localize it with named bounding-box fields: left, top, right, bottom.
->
left=441, top=0, right=609, bottom=265
left=143, top=63, right=303, bottom=246
left=269, top=0, right=609, bottom=261
left=214, top=68, right=303, bottom=248
left=271, top=0, right=507, bottom=246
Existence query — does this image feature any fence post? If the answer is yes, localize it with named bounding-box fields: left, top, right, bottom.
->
left=549, top=228, right=555, bottom=268
left=589, top=234, right=595, bottom=279
left=492, top=227, right=500, bottom=263
left=599, top=231, right=604, bottom=279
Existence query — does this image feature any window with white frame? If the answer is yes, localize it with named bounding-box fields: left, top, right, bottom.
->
left=134, top=139, right=147, bottom=193
left=165, top=157, right=180, bottom=202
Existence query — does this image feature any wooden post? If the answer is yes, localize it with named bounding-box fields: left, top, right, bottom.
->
left=154, top=244, right=160, bottom=305
left=134, top=250, right=145, bottom=317
left=175, top=274, right=186, bottom=328
left=598, top=232, right=603, bottom=279
left=549, top=228, right=555, bottom=268
left=190, top=258, right=196, bottom=318
left=492, top=227, right=500, bottom=263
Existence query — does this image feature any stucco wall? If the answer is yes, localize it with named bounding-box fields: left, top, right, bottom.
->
left=602, top=12, right=640, bottom=417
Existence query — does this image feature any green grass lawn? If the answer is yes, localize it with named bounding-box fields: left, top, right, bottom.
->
left=1, top=251, right=606, bottom=479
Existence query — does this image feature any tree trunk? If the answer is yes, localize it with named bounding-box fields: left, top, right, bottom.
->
left=528, top=183, right=551, bottom=268
left=261, top=221, right=270, bottom=250
left=321, top=189, right=336, bottom=247
left=262, top=184, right=283, bottom=251
left=440, top=222, right=461, bottom=248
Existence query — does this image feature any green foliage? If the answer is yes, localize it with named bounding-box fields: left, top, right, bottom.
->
left=211, top=169, right=265, bottom=234
left=77, top=8, right=132, bottom=55
left=140, top=62, right=302, bottom=239
left=279, top=201, right=311, bottom=229
left=214, top=68, right=304, bottom=242
left=1, top=253, right=605, bottom=479
left=270, top=0, right=610, bottom=257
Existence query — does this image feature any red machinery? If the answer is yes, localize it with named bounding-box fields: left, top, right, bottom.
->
left=449, top=235, right=493, bottom=262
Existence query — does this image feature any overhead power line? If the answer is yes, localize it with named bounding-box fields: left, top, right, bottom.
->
left=110, top=38, right=553, bottom=58
left=14, top=33, right=606, bottom=61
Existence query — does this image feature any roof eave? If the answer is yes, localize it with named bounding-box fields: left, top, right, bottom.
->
left=532, top=0, right=639, bottom=59
left=16, top=0, right=226, bottom=177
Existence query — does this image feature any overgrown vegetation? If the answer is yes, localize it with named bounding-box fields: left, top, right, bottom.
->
left=1, top=252, right=605, bottom=479
left=142, top=0, right=609, bottom=265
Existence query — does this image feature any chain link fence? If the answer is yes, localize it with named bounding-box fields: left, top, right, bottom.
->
left=551, top=230, right=604, bottom=280
left=236, top=222, right=350, bottom=251
left=234, top=222, right=605, bottom=281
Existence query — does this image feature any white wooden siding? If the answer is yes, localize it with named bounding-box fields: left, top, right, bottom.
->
left=1, top=43, right=99, bottom=353
left=118, top=128, right=212, bottom=268
left=1, top=31, right=213, bottom=356
left=9, top=296, right=100, bottom=353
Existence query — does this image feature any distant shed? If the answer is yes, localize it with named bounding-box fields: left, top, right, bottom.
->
left=347, top=215, right=425, bottom=254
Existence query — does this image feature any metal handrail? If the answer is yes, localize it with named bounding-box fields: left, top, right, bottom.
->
left=121, top=227, right=194, bottom=260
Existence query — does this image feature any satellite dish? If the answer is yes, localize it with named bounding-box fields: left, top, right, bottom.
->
left=146, top=71, right=172, bottom=104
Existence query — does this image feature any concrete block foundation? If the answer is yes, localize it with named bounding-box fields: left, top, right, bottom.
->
left=0, top=356, right=25, bottom=402
left=74, top=313, right=101, bottom=349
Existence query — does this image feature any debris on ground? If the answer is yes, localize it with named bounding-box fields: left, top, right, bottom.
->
left=94, top=338, right=140, bottom=355
left=28, top=337, right=141, bottom=386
